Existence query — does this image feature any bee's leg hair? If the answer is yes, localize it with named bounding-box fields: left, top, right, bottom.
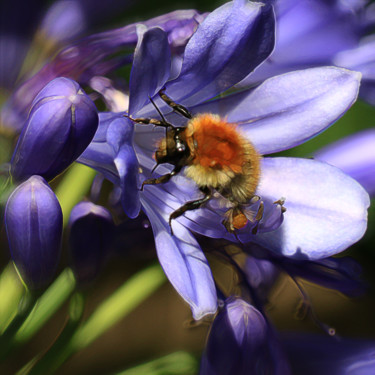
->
left=159, top=88, right=192, bottom=119
left=169, top=186, right=212, bottom=235
left=141, top=166, right=182, bottom=191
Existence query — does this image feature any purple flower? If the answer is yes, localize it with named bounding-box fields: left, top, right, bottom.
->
left=0, top=0, right=46, bottom=90
left=333, top=35, right=375, bottom=105
left=243, top=244, right=365, bottom=299
left=38, top=0, right=86, bottom=43
left=4, top=175, right=63, bottom=290
left=283, top=333, right=375, bottom=375
left=1, top=9, right=205, bottom=132
left=315, top=128, right=375, bottom=197
left=239, top=0, right=375, bottom=104
left=80, top=0, right=370, bottom=319
left=10, top=77, right=99, bottom=182
left=78, top=112, right=140, bottom=218
left=200, top=297, right=291, bottom=375
left=69, top=201, right=115, bottom=285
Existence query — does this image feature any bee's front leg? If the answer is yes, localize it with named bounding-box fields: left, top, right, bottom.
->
left=141, top=166, right=182, bottom=191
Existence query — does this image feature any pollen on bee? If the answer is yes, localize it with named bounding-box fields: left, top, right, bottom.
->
left=232, top=211, right=248, bottom=229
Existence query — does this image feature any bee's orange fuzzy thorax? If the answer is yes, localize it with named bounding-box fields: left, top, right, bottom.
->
left=186, top=114, right=245, bottom=173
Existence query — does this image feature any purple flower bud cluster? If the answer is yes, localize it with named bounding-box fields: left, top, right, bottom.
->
left=4, top=76, right=99, bottom=289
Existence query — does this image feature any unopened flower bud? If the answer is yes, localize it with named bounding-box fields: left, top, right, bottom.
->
left=11, top=77, right=98, bottom=182
left=200, top=297, right=290, bottom=375
left=69, top=201, right=114, bottom=285
left=5, top=176, right=63, bottom=289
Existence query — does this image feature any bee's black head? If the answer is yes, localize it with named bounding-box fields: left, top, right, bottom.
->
left=155, top=127, right=190, bottom=166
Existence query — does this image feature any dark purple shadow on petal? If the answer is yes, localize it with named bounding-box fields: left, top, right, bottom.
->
left=165, top=0, right=275, bottom=106
left=69, top=201, right=115, bottom=285
left=282, top=333, right=375, bottom=375
left=129, top=27, right=171, bottom=116
left=243, top=243, right=366, bottom=297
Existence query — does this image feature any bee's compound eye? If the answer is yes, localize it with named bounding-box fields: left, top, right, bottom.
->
left=176, top=141, right=186, bottom=152
left=175, top=136, right=186, bottom=153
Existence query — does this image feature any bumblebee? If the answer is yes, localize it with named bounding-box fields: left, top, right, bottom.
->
left=127, top=89, right=262, bottom=235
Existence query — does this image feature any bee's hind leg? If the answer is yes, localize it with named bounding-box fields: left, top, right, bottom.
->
left=169, top=186, right=212, bottom=235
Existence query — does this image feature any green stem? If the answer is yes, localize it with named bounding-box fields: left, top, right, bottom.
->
left=54, top=163, right=96, bottom=227
left=0, top=291, right=38, bottom=361
left=14, top=269, right=76, bottom=345
left=25, top=293, right=85, bottom=375
left=0, top=263, right=24, bottom=333
left=73, top=263, right=165, bottom=350
left=34, top=263, right=166, bottom=372
left=115, top=351, right=198, bottom=375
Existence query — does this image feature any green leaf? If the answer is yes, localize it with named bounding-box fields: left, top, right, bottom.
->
left=115, top=351, right=198, bottom=375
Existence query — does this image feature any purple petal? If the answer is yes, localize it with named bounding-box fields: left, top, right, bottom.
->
left=243, top=244, right=365, bottom=296
left=282, top=256, right=365, bottom=297
left=40, top=0, right=86, bottom=42
left=89, top=76, right=129, bottom=112
left=200, top=297, right=291, bottom=375
left=80, top=113, right=140, bottom=218
left=135, top=145, right=286, bottom=243
left=4, top=10, right=204, bottom=132
left=193, top=67, right=361, bottom=155
left=129, top=27, right=171, bottom=115
left=238, top=0, right=367, bottom=86
left=11, top=77, right=98, bottom=182
left=108, top=117, right=140, bottom=218
left=245, top=256, right=280, bottom=301
left=69, top=201, right=114, bottom=285
left=315, top=128, right=375, bottom=197
left=270, top=0, right=363, bottom=64
left=334, top=36, right=375, bottom=80
left=141, top=196, right=217, bottom=320
left=283, top=333, right=375, bottom=375
left=333, top=36, right=375, bottom=105
left=165, top=0, right=275, bottom=106
left=252, top=157, right=370, bottom=260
